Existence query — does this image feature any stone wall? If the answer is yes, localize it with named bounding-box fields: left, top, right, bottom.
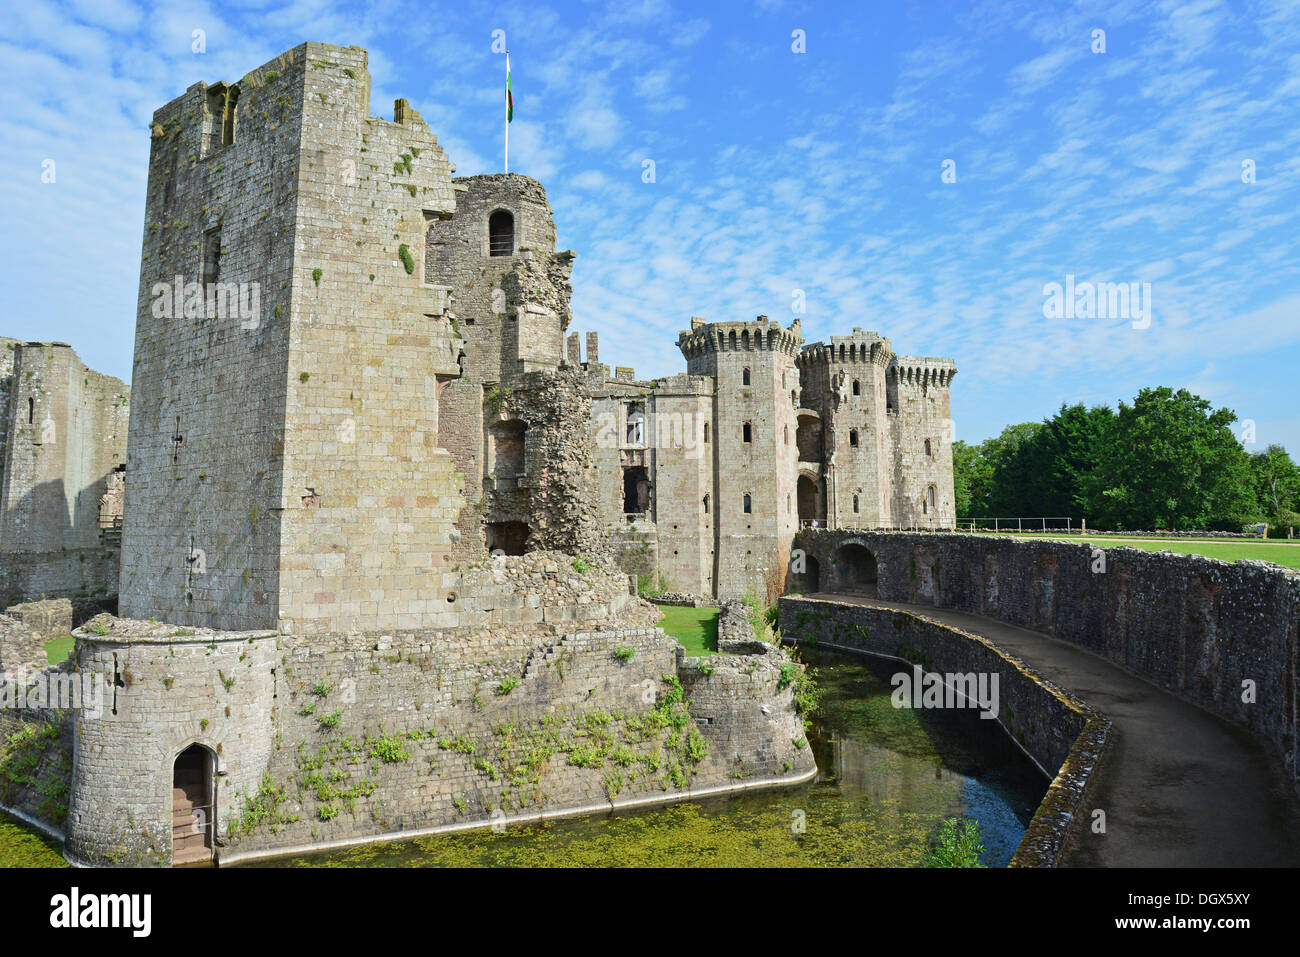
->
left=423, top=173, right=573, bottom=562
left=120, top=43, right=465, bottom=635
left=0, top=342, right=128, bottom=608
left=0, top=704, right=74, bottom=833
left=0, top=615, right=46, bottom=671
left=794, top=529, right=1300, bottom=790
left=777, top=597, right=1110, bottom=866
left=62, top=608, right=814, bottom=866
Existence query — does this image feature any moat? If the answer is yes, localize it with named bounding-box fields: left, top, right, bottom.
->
left=242, top=647, right=1049, bottom=868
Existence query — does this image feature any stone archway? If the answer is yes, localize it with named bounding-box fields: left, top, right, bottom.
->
left=172, top=743, right=215, bottom=865
left=834, top=543, right=878, bottom=596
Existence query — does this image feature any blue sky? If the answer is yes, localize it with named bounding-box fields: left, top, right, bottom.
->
left=3, top=0, right=1298, bottom=452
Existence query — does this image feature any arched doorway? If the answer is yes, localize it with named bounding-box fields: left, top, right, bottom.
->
left=797, top=475, right=824, bottom=527
left=172, top=744, right=214, bottom=865
left=835, top=543, right=878, bottom=596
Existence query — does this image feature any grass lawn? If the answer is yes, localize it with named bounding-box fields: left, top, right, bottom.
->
left=653, top=604, right=719, bottom=656
left=1008, top=535, right=1300, bottom=570
left=43, top=635, right=74, bottom=666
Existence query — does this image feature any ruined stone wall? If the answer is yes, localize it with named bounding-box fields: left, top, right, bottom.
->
left=0, top=339, right=19, bottom=479
left=424, top=174, right=569, bottom=562
left=500, top=368, right=608, bottom=558
left=63, top=604, right=812, bottom=866
left=795, top=530, right=1300, bottom=790
left=0, top=342, right=128, bottom=607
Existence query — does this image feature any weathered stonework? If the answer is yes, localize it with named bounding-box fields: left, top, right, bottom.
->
left=778, top=596, right=1111, bottom=866
left=60, top=605, right=813, bottom=866
left=795, top=529, right=1300, bottom=792
left=0, top=342, right=128, bottom=608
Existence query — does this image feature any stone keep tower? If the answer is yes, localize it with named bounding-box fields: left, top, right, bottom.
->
left=679, top=317, right=802, bottom=599
left=121, top=43, right=465, bottom=634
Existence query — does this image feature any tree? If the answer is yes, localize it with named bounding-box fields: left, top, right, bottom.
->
left=1086, top=387, right=1256, bottom=530
left=1251, top=445, right=1300, bottom=516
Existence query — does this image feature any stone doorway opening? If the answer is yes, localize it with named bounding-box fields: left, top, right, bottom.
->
left=835, top=543, right=878, bottom=596
left=623, top=466, right=650, bottom=516
left=172, top=744, right=214, bottom=866
left=486, top=521, right=530, bottom=555
left=797, top=475, right=824, bottom=527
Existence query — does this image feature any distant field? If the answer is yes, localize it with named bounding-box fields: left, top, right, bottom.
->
left=1005, top=534, right=1300, bottom=570
left=653, top=604, right=719, bottom=656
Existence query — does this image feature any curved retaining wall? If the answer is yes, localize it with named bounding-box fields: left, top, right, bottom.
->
left=779, top=597, right=1111, bottom=866
left=795, top=530, right=1299, bottom=792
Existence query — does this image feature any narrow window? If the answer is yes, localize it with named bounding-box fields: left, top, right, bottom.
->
left=853, top=494, right=859, bottom=513
left=852, top=380, right=860, bottom=396
left=626, top=408, right=645, bottom=446
left=743, top=367, right=751, bottom=386
left=743, top=422, right=752, bottom=443
left=849, top=429, right=858, bottom=447
left=27, top=397, right=34, bottom=424
left=702, top=495, right=710, bottom=514
left=784, top=424, right=789, bottom=445
left=743, top=493, right=752, bottom=514
left=703, top=422, right=710, bottom=443
left=489, top=210, right=514, bottom=256
left=202, top=227, right=221, bottom=287
left=924, top=438, right=932, bottom=457
left=222, top=86, right=239, bottom=146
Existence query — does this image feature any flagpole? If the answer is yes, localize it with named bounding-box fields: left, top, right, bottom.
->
left=504, top=50, right=510, bottom=174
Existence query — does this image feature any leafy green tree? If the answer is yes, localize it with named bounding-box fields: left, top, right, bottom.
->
left=1251, top=445, right=1300, bottom=516
left=951, top=440, right=992, bottom=517
left=1085, top=387, right=1256, bottom=530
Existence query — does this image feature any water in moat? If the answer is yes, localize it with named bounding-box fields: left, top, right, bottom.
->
left=257, top=646, right=1049, bottom=868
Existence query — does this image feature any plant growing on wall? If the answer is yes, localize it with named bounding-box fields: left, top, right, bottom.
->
left=398, top=244, right=415, bottom=274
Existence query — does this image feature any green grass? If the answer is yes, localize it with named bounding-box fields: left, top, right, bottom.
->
left=43, top=636, right=74, bottom=666
left=654, top=605, right=719, bottom=656
left=1008, top=534, right=1300, bottom=570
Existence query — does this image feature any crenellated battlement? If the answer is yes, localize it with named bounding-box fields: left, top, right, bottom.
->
left=888, top=356, right=957, bottom=389
left=798, top=328, right=894, bottom=368
left=677, top=316, right=803, bottom=360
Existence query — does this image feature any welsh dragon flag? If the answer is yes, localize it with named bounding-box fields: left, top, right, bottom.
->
left=506, top=53, right=513, bottom=122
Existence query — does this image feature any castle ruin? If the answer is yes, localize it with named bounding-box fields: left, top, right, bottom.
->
left=0, top=42, right=958, bottom=866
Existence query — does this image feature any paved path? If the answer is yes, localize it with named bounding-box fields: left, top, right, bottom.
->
left=809, top=594, right=1300, bottom=867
